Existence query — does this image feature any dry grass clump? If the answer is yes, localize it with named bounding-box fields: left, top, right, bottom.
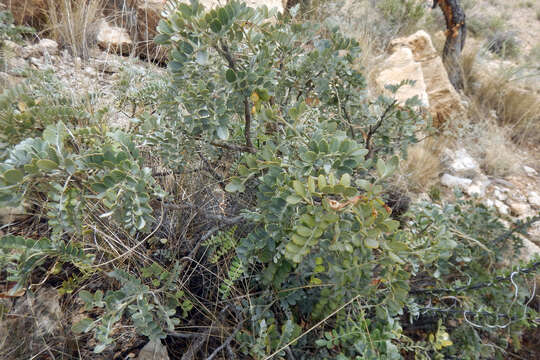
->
left=397, top=138, right=443, bottom=193
left=45, top=0, right=106, bottom=59
left=462, top=45, right=540, bottom=146
left=466, top=119, right=522, bottom=177
left=473, top=73, right=540, bottom=145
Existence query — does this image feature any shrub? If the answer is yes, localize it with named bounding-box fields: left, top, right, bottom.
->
left=151, top=1, right=538, bottom=358
left=0, top=10, right=34, bottom=45
left=376, top=0, right=425, bottom=32
left=486, top=31, right=520, bottom=59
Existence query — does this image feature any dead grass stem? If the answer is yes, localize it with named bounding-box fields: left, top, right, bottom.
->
left=463, top=44, right=540, bottom=146
left=45, top=0, right=106, bottom=59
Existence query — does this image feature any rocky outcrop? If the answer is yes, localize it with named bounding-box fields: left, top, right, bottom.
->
left=379, top=31, right=466, bottom=126
left=376, top=47, right=430, bottom=108
left=22, top=38, right=59, bottom=58
left=97, top=20, right=133, bottom=55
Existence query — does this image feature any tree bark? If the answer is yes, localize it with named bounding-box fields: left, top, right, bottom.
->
left=433, top=0, right=466, bottom=91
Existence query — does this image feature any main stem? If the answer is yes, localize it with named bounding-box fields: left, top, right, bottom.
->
left=433, top=0, right=467, bottom=90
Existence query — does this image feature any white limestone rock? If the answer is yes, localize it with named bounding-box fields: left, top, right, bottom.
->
left=441, top=173, right=472, bottom=190
left=446, top=148, right=480, bottom=178
left=527, top=191, right=540, bottom=209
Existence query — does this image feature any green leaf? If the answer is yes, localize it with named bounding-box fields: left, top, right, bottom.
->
left=256, top=88, right=270, bottom=101
left=94, top=343, right=108, bottom=354
left=292, top=180, right=306, bottom=197
left=385, top=155, right=399, bottom=177
left=210, top=19, right=222, bottom=33
left=3, top=169, right=23, bottom=184
left=91, top=183, right=107, bottom=194
left=376, top=158, right=386, bottom=178
left=79, top=290, right=94, bottom=305
left=286, top=195, right=303, bottom=205
left=36, top=159, right=59, bottom=170
left=216, top=126, right=229, bottom=140
left=340, top=173, right=351, bottom=187
left=291, top=234, right=306, bottom=245
left=225, top=69, right=236, bottom=83
left=225, top=178, right=245, bottom=193
left=296, top=226, right=312, bottom=237
left=318, top=175, right=327, bottom=189
left=300, top=151, right=317, bottom=163
left=365, top=238, right=379, bottom=249
left=356, top=179, right=371, bottom=190
left=136, top=216, right=146, bottom=230
left=72, top=318, right=94, bottom=334
left=307, top=177, right=316, bottom=193
left=156, top=20, right=173, bottom=34
left=168, top=61, right=184, bottom=72
left=153, top=33, right=170, bottom=45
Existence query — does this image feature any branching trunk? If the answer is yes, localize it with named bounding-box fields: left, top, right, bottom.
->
left=433, top=0, right=466, bottom=90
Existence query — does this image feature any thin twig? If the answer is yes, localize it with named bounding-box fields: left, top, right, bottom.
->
left=181, top=334, right=207, bottom=360
left=205, top=320, right=244, bottom=360
left=243, top=97, right=255, bottom=152
left=410, top=261, right=540, bottom=295
left=214, top=42, right=255, bottom=153
left=365, top=100, right=397, bottom=159
left=178, top=216, right=244, bottom=274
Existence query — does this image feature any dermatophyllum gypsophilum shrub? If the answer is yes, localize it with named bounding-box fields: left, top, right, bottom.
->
left=151, top=1, right=531, bottom=359
left=154, top=2, right=538, bottom=359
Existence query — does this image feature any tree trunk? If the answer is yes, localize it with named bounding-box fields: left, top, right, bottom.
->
left=433, top=0, right=466, bottom=91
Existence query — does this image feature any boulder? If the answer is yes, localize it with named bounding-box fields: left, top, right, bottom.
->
left=494, top=199, right=510, bottom=216
left=386, top=31, right=466, bottom=126
left=440, top=173, right=472, bottom=190
left=528, top=191, right=540, bottom=209
left=97, top=20, right=133, bottom=55
left=2, top=39, right=23, bottom=56
left=376, top=47, right=430, bottom=108
left=464, top=179, right=489, bottom=197
left=0, top=71, right=19, bottom=87
left=21, top=38, right=59, bottom=59
left=445, top=148, right=480, bottom=178
left=508, top=201, right=533, bottom=218
left=518, top=238, right=540, bottom=264
left=493, top=187, right=508, bottom=201
left=523, top=166, right=538, bottom=177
